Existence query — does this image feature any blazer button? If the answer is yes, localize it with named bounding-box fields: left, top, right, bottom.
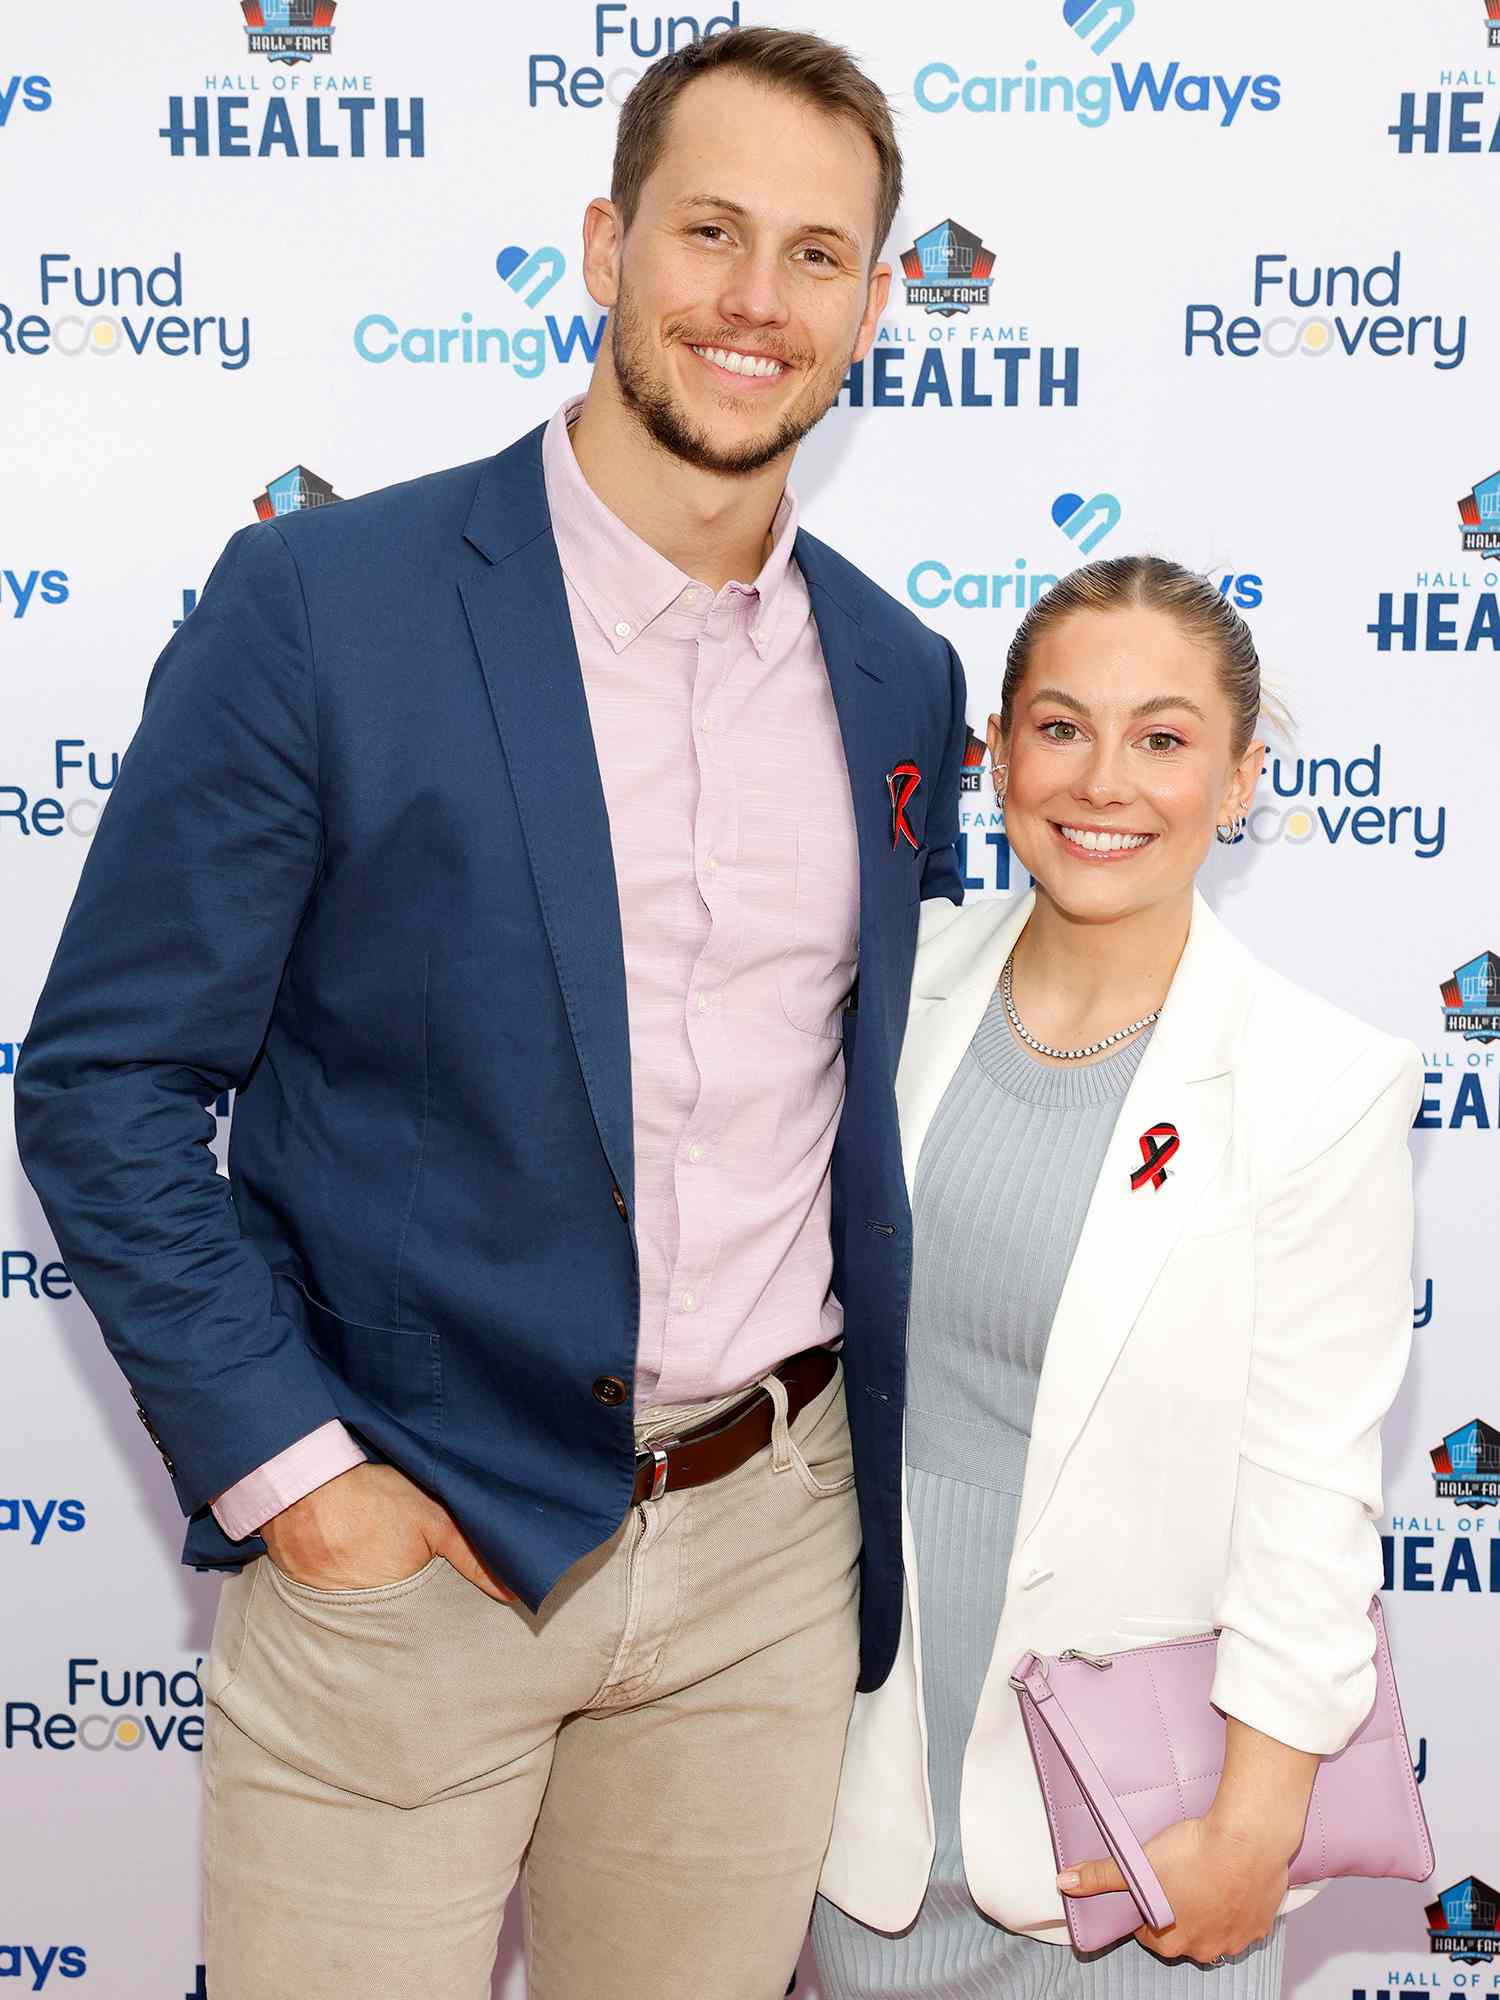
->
left=592, top=1376, right=628, bottom=1407
left=611, top=1186, right=628, bottom=1221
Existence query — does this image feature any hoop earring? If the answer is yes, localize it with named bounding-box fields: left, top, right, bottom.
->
left=1216, top=812, right=1246, bottom=845
left=992, top=761, right=1009, bottom=808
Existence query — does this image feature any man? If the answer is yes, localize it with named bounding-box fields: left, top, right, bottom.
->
left=16, top=27, right=964, bottom=1999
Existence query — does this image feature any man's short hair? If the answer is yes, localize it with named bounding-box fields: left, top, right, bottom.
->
left=611, top=27, right=903, bottom=261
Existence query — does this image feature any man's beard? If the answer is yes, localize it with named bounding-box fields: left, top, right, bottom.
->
left=609, top=284, right=849, bottom=477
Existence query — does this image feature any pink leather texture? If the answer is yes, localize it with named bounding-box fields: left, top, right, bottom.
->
left=1012, top=1598, right=1434, bottom=1954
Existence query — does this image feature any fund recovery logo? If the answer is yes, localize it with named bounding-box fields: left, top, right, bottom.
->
left=0, top=252, right=250, bottom=370
left=841, top=216, right=1079, bottom=412
left=914, top=1, right=1281, bottom=127
left=353, top=247, right=604, bottom=377
left=527, top=3, right=741, bottom=109
left=1237, top=744, right=1446, bottom=860
left=4, top=1658, right=205, bottom=1754
left=1, top=1249, right=73, bottom=1302
left=1185, top=251, right=1467, bottom=371
left=160, top=0, right=424, bottom=158
left=2, top=737, right=120, bottom=842
left=1365, top=467, right=1500, bottom=655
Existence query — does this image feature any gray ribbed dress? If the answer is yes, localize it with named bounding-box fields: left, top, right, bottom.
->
left=810, top=989, right=1284, bottom=2000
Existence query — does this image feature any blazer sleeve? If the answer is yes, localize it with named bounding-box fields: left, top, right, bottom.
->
left=1210, top=1038, right=1424, bottom=1755
left=14, top=521, right=344, bottom=1519
left=919, top=641, right=966, bottom=905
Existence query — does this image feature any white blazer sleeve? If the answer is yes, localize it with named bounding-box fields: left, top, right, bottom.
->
left=1210, top=1039, right=1424, bottom=1755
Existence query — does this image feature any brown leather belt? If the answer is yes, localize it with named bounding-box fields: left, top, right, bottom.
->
left=630, top=1345, right=839, bottom=1506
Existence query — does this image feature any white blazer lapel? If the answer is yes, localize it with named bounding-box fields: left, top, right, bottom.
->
left=895, top=892, right=1035, bottom=1203
left=1014, top=892, right=1253, bottom=1553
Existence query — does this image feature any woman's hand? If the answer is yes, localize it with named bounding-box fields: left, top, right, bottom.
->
left=1059, top=1716, right=1316, bottom=1963
left=1059, top=1812, right=1290, bottom=1963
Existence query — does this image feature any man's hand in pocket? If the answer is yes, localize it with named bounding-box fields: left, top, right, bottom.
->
left=260, top=1462, right=512, bottom=1601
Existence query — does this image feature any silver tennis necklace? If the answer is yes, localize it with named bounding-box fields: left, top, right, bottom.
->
left=1001, top=951, right=1161, bottom=1063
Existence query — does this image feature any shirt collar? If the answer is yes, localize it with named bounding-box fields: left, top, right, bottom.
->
left=542, top=396, right=801, bottom=658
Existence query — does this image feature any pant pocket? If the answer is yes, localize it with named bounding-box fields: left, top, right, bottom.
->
left=768, top=1369, right=857, bottom=1500
left=212, top=1553, right=494, bottom=1808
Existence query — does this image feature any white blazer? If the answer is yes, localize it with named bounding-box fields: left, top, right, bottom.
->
left=819, top=888, right=1423, bottom=1942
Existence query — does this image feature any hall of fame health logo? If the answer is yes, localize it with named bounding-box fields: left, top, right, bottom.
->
left=1488, top=0, right=1500, bottom=50
left=1431, top=1419, right=1500, bottom=1507
left=1440, top=947, right=1500, bottom=1042
left=159, top=0, right=424, bottom=158
left=1458, top=469, right=1500, bottom=559
left=252, top=464, right=342, bottom=519
left=1428, top=1877, right=1500, bottom=1961
left=841, top=213, right=1080, bottom=411
left=899, top=219, right=997, bottom=318
left=241, top=0, right=337, bottom=64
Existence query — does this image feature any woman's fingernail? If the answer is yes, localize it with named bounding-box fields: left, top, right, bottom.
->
left=1057, top=1871, right=1080, bottom=1891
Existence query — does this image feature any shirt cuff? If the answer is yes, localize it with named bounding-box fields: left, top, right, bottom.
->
left=210, top=1421, right=367, bottom=1541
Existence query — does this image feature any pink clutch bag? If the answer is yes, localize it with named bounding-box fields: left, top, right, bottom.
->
left=1011, top=1597, right=1433, bottom=1953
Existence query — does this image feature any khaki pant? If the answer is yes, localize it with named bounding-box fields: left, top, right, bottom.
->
left=201, top=1364, right=861, bottom=1999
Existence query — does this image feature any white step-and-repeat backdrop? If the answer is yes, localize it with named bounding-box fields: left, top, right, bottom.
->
left=3, top=2, right=1496, bottom=1994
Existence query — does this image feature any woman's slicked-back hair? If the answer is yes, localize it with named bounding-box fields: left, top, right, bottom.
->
left=610, top=27, right=903, bottom=259
left=1001, top=555, right=1286, bottom=757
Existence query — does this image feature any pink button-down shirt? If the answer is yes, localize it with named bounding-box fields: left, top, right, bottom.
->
left=212, top=398, right=858, bottom=1539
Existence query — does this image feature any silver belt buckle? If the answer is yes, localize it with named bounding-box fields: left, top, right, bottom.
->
left=643, top=1438, right=678, bottom=1502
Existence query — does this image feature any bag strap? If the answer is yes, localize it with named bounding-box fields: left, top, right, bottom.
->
left=1014, top=1660, right=1176, bottom=1932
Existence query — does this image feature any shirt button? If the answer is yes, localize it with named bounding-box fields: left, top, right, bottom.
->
left=611, top=1185, right=628, bottom=1220
left=592, top=1375, right=628, bottom=1407
left=613, top=620, right=631, bottom=639
left=680, top=1290, right=698, bottom=1313
left=699, top=715, right=713, bottom=733
left=687, top=1143, right=704, bottom=1163
left=695, top=993, right=710, bottom=1013
left=704, top=854, right=719, bottom=874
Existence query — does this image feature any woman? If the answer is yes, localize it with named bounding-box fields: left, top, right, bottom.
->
left=811, top=556, right=1421, bottom=1999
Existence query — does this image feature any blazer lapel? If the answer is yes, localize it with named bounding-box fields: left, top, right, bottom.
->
left=457, top=433, right=634, bottom=1208
left=1014, top=893, right=1250, bottom=1551
left=796, top=534, right=905, bottom=961
left=895, top=894, right=1033, bottom=1203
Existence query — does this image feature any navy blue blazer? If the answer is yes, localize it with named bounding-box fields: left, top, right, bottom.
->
left=15, top=424, right=964, bottom=1692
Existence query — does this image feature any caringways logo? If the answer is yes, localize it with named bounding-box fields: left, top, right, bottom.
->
left=353, top=246, right=603, bottom=378
left=913, top=1, right=1282, bottom=127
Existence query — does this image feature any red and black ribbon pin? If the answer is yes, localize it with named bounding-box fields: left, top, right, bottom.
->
left=1130, top=1123, right=1180, bottom=1192
left=887, top=760, right=922, bottom=852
